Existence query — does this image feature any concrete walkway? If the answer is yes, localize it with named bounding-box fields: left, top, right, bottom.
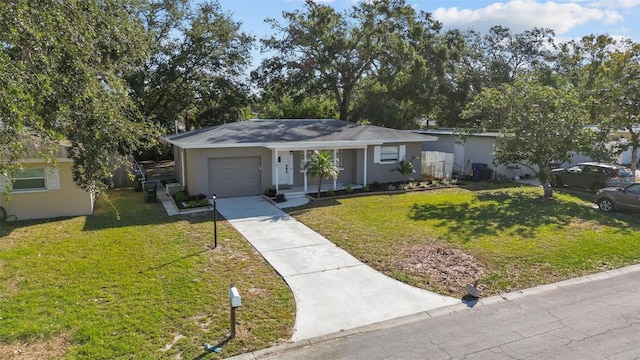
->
left=215, top=196, right=459, bottom=341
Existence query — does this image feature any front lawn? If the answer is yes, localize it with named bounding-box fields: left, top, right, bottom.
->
left=0, top=189, right=294, bottom=359
left=288, top=184, right=640, bottom=296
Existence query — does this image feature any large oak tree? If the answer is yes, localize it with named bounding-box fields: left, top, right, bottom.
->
left=254, top=0, right=377, bottom=121
left=254, top=0, right=447, bottom=127
left=1, top=0, right=158, bottom=194
left=438, top=26, right=556, bottom=128
left=129, top=0, right=254, bottom=131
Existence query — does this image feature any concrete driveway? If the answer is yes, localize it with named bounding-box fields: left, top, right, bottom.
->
left=215, top=196, right=458, bottom=341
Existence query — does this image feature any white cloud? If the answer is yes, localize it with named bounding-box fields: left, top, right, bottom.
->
left=603, top=9, right=625, bottom=23
left=432, top=0, right=620, bottom=35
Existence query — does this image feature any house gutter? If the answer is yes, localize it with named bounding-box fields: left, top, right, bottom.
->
left=162, top=140, right=385, bottom=150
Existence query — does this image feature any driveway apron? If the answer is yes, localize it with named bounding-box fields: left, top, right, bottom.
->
left=216, top=196, right=459, bottom=341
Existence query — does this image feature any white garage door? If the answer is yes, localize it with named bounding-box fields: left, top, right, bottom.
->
left=208, top=157, right=261, bottom=197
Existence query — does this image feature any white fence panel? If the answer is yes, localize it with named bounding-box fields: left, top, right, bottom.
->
left=421, top=151, right=454, bottom=180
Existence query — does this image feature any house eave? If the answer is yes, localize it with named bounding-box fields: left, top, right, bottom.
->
left=2, top=157, right=73, bottom=165
left=164, top=138, right=436, bottom=150
left=414, top=129, right=499, bottom=138
left=265, top=141, right=379, bottom=149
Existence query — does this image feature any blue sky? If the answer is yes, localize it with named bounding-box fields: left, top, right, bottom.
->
left=217, top=0, right=640, bottom=69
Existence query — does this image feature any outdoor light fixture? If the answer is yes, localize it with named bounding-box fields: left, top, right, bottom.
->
left=213, top=193, right=217, bottom=248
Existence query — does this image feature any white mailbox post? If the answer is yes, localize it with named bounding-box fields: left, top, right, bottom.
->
left=229, top=283, right=242, bottom=338
left=212, top=194, right=217, bottom=248
left=203, top=284, right=243, bottom=353
left=229, top=285, right=242, bottom=307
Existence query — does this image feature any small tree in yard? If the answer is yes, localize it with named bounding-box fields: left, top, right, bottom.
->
left=305, top=150, right=339, bottom=198
left=462, top=73, right=591, bottom=198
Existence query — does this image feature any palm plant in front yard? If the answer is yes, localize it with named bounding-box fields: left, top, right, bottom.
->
left=305, top=150, right=339, bottom=198
left=392, top=157, right=417, bottom=182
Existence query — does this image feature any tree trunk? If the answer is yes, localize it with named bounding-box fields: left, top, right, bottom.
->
left=631, top=146, right=638, bottom=180
left=538, top=165, right=554, bottom=198
left=543, top=181, right=553, bottom=198
left=337, top=95, right=349, bottom=121
left=335, top=84, right=353, bottom=121
left=316, top=177, right=323, bottom=198
left=629, top=133, right=639, bottom=181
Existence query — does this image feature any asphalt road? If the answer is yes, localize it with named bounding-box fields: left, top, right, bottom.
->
left=235, top=265, right=640, bottom=360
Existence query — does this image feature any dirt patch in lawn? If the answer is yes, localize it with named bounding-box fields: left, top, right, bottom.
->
left=391, top=244, right=484, bottom=296
left=0, top=334, right=72, bottom=359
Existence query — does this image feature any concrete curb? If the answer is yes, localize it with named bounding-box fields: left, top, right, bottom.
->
left=228, top=263, right=640, bottom=359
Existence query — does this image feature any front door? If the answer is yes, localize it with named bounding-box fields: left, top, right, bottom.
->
left=277, top=151, right=293, bottom=185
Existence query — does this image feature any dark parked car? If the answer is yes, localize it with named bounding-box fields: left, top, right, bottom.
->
left=594, top=183, right=640, bottom=212
left=551, top=162, right=634, bottom=193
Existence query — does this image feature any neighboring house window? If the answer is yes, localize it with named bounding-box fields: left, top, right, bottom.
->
left=9, top=167, right=60, bottom=192
left=374, top=145, right=406, bottom=164
left=13, top=168, right=46, bottom=191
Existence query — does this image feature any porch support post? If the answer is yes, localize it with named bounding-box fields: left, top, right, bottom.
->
left=303, top=149, right=308, bottom=193
left=273, top=149, right=279, bottom=193
left=180, top=149, right=186, bottom=187
left=333, top=148, right=338, bottom=190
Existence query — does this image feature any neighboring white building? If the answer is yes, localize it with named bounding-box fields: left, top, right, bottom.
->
left=416, top=129, right=538, bottom=180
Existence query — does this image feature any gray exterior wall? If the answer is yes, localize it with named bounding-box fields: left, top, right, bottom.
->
left=422, top=135, right=455, bottom=153
left=292, top=149, right=358, bottom=187
left=422, top=133, right=538, bottom=180
left=181, top=146, right=272, bottom=196
left=366, top=142, right=424, bottom=183
left=173, top=145, right=184, bottom=185
left=176, top=140, right=429, bottom=197
left=294, top=142, right=425, bottom=186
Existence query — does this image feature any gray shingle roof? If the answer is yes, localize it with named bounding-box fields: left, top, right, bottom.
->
left=164, top=119, right=436, bottom=149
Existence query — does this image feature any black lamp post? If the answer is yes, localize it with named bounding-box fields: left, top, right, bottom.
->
left=212, top=193, right=217, bottom=248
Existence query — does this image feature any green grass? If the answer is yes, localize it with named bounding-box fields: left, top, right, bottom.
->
left=3, top=184, right=640, bottom=358
left=0, top=189, right=294, bottom=359
left=288, top=184, right=640, bottom=296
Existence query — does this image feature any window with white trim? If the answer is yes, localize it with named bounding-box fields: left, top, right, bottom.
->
left=13, top=168, right=46, bottom=191
left=6, top=167, right=60, bottom=192
left=300, top=150, right=311, bottom=171
left=300, top=150, right=344, bottom=171
left=380, top=146, right=399, bottom=162
left=374, top=145, right=406, bottom=164
left=334, top=149, right=343, bottom=169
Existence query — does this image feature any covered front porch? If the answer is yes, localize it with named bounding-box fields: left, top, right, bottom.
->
left=269, top=145, right=371, bottom=195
